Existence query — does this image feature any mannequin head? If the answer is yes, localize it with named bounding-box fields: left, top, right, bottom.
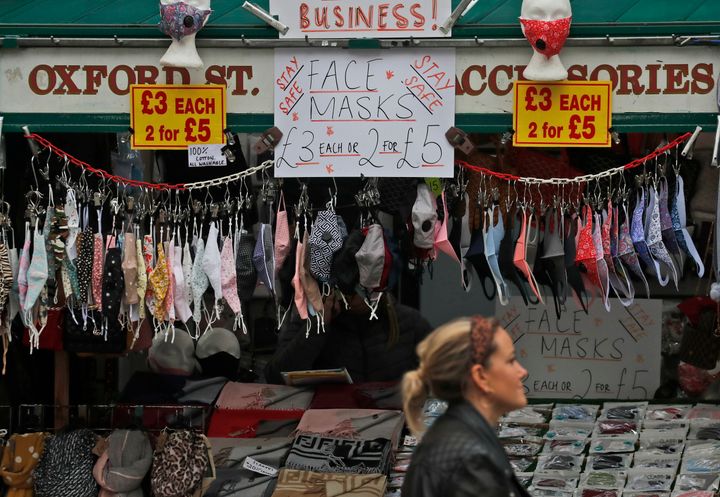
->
left=519, top=0, right=572, bottom=81
left=159, top=0, right=212, bottom=69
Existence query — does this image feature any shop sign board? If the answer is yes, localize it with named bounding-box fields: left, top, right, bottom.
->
left=513, top=81, right=612, bottom=147
left=270, top=0, right=452, bottom=39
left=273, top=48, right=455, bottom=178
left=130, top=84, right=226, bottom=150
left=0, top=46, right=716, bottom=116
left=497, top=297, right=661, bottom=400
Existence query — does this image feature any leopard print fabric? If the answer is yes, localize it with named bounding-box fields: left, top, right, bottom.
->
left=150, top=430, right=208, bottom=497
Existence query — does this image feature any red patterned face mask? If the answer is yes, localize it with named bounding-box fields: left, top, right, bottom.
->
left=519, top=17, right=572, bottom=58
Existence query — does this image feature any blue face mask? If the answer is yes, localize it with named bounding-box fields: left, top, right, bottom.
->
left=159, top=2, right=212, bottom=41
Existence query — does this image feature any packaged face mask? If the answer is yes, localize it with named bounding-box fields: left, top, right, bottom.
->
left=536, top=454, right=582, bottom=474
left=589, top=436, right=637, bottom=454
left=532, top=472, right=578, bottom=491
left=586, top=453, right=633, bottom=471
left=624, top=469, right=675, bottom=492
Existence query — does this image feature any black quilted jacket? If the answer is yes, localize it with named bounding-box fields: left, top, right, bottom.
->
left=264, top=303, right=432, bottom=384
left=402, top=401, right=531, bottom=497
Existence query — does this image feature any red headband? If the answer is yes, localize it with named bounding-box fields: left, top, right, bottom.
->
left=470, top=316, right=499, bottom=365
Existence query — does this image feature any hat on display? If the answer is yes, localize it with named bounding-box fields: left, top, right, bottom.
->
left=148, top=328, right=199, bottom=376
left=196, top=327, right=241, bottom=378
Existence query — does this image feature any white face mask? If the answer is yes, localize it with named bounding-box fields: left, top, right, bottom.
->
left=65, top=189, right=80, bottom=259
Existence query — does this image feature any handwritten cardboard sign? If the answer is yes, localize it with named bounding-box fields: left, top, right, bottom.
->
left=270, top=0, right=452, bottom=39
left=273, top=48, right=455, bottom=178
left=497, top=298, right=661, bottom=399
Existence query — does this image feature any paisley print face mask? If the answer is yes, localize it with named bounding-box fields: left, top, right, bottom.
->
left=159, top=1, right=212, bottom=41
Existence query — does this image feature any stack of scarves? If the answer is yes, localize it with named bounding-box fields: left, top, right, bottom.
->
left=293, top=409, right=405, bottom=449
left=285, top=434, right=392, bottom=475
left=271, top=470, right=387, bottom=497
left=208, top=383, right=314, bottom=438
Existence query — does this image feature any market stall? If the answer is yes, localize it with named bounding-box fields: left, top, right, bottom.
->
left=0, top=0, right=720, bottom=496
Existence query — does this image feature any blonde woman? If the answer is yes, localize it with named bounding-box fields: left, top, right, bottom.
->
left=401, top=316, right=530, bottom=497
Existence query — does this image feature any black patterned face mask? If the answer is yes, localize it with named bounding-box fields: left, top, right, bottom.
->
left=102, top=246, right=124, bottom=325
left=309, top=210, right=344, bottom=284
left=76, top=227, right=94, bottom=305
left=253, top=223, right=275, bottom=295
left=236, top=230, right=257, bottom=302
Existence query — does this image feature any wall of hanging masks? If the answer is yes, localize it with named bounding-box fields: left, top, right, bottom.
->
left=0, top=132, right=697, bottom=370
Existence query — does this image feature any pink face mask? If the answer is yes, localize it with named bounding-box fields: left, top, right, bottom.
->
left=519, top=17, right=572, bottom=59
left=292, top=236, right=308, bottom=321
left=274, top=192, right=292, bottom=277
left=220, top=236, right=242, bottom=316
left=434, top=191, right=460, bottom=263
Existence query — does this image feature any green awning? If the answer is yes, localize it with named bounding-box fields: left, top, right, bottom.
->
left=0, top=0, right=718, bottom=39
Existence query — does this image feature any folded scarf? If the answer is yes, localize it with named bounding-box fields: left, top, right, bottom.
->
left=285, top=434, right=392, bottom=475
left=271, top=469, right=387, bottom=497
left=0, top=432, right=49, bottom=497
left=207, top=409, right=301, bottom=439
left=93, top=430, right=152, bottom=497
left=215, top=383, right=313, bottom=411
left=293, top=409, right=405, bottom=448
left=33, top=429, right=98, bottom=497
left=204, top=437, right=292, bottom=497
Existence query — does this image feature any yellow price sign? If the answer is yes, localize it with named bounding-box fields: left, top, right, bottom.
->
left=130, top=84, right=226, bottom=150
left=513, top=81, right=612, bottom=148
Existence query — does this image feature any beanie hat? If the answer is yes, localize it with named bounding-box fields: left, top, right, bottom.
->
left=148, top=328, right=199, bottom=376
left=196, top=327, right=241, bottom=379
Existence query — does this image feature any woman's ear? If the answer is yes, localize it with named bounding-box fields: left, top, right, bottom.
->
left=469, top=363, right=493, bottom=395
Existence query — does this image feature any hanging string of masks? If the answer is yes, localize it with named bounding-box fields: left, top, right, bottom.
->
left=0, top=131, right=699, bottom=360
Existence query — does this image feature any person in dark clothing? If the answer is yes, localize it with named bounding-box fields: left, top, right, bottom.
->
left=264, top=292, right=432, bottom=384
left=401, top=316, right=530, bottom=497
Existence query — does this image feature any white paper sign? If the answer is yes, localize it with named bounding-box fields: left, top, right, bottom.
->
left=496, top=298, right=662, bottom=400
left=270, top=0, right=452, bottom=39
left=273, top=48, right=455, bottom=178
left=188, top=144, right=227, bottom=168
left=243, top=456, right=278, bottom=476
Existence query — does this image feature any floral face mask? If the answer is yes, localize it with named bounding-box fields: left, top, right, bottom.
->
left=159, top=1, right=212, bottom=41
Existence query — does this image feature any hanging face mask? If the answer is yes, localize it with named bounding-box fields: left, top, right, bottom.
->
left=76, top=227, right=95, bottom=306
left=191, top=238, right=209, bottom=326
left=164, top=240, right=176, bottom=323
left=331, top=230, right=365, bottom=296
left=411, top=183, right=438, bottom=250
left=253, top=223, right=275, bottom=295
left=202, top=223, right=223, bottom=307
left=434, top=192, right=460, bottom=263
left=299, top=230, right=324, bottom=322
left=309, top=210, right=344, bottom=283
left=25, top=224, right=49, bottom=348
left=292, top=234, right=309, bottom=322
left=65, top=190, right=79, bottom=259
left=18, top=225, right=31, bottom=313
left=91, top=232, right=105, bottom=307
left=173, top=244, right=192, bottom=324
left=182, top=241, right=194, bottom=309
left=274, top=192, right=292, bottom=277
left=8, top=246, right=20, bottom=322
left=143, top=234, right=157, bottom=317
left=220, top=236, right=243, bottom=318
left=355, top=224, right=386, bottom=292
left=102, top=244, right=124, bottom=328
left=0, top=244, right=13, bottom=321
left=122, top=233, right=139, bottom=305
left=236, top=230, right=258, bottom=302
left=519, top=16, right=572, bottom=59
left=136, top=238, right=148, bottom=320
left=149, top=243, right=170, bottom=322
